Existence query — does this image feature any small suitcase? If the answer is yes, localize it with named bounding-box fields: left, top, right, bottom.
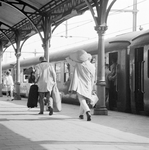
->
left=27, top=84, right=38, bottom=108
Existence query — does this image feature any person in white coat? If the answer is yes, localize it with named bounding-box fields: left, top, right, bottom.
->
left=66, top=50, right=95, bottom=121
left=35, top=57, right=56, bottom=115
left=4, top=71, right=14, bottom=101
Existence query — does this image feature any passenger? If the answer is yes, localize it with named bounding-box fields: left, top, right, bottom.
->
left=28, top=67, right=36, bottom=83
left=29, top=71, right=36, bottom=83
left=66, top=50, right=95, bottom=121
left=34, top=56, right=56, bottom=115
left=108, top=59, right=117, bottom=82
left=5, top=71, right=14, bottom=101
left=108, top=59, right=117, bottom=110
left=105, top=64, right=111, bottom=105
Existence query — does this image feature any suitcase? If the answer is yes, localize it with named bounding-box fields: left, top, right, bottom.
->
left=27, top=84, right=38, bottom=108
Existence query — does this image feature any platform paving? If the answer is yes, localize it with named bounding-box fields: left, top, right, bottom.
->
left=0, top=96, right=149, bottom=150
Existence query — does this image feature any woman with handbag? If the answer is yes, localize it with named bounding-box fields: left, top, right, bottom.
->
left=66, top=50, right=95, bottom=121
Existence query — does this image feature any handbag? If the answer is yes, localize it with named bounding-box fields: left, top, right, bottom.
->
left=87, top=92, right=99, bottom=108
left=51, top=84, right=62, bottom=112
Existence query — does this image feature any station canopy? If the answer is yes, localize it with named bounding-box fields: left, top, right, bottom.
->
left=0, top=0, right=95, bottom=50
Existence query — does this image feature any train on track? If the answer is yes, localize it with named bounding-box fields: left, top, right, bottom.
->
left=2, top=29, right=149, bottom=115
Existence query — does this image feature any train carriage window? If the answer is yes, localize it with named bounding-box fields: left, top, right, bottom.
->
left=55, top=62, right=61, bottom=82
left=91, top=56, right=96, bottom=65
left=23, top=67, right=36, bottom=83
left=91, top=56, right=97, bottom=81
left=64, top=62, right=70, bottom=82
left=23, top=69, right=28, bottom=83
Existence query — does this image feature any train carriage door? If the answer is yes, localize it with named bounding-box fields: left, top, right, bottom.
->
left=117, top=49, right=130, bottom=112
left=108, top=52, right=118, bottom=110
left=130, top=47, right=144, bottom=114
left=143, top=45, right=149, bottom=115
left=108, top=49, right=130, bottom=112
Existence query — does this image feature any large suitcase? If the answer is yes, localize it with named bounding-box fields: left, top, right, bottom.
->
left=27, top=84, right=38, bottom=108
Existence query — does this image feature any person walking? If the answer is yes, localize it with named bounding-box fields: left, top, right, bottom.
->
left=4, top=71, right=14, bottom=101
left=66, top=50, right=95, bottom=121
left=34, top=56, right=56, bottom=115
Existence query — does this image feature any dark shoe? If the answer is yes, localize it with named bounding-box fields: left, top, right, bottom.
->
left=86, top=111, right=91, bottom=121
left=79, top=115, right=84, bottom=119
left=38, top=112, right=43, bottom=115
left=48, top=106, right=53, bottom=115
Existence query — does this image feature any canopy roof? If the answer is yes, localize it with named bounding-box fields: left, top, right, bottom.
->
left=0, top=0, right=94, bottom=50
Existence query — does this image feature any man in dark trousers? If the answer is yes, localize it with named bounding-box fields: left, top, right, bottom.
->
left=35, top=56, right=56, bottom=115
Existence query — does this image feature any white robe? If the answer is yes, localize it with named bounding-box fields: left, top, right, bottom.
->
left=66, top=57, right=95, bottom=99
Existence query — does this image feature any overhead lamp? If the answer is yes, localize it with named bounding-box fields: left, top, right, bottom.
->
left=25, top=30, right=36, bottom=37
left=10, top=63, right=16, bottom=67
left=5, top=41, right=11, bottom=47
left=63, top=9, right=80, bottom=20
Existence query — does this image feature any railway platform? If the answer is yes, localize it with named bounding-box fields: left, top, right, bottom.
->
left=0, top=96, right=149, bottom=150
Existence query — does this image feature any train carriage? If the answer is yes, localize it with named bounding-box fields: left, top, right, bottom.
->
left=129, top=30, right=149, bottom=115
left=2, top=29, right=149, bottom=115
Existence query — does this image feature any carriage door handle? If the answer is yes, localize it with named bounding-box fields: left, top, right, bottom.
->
left=141, top=61, right=145, bottom=93
left=116, top=65, right=118, bottom=92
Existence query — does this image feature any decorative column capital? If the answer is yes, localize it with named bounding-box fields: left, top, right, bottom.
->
left=15, top=52, right=21, bottom=58
left=94, top=24, right=108, bottom=34
left=42, top=43, right=46, bottom=49
left=96, top=79, right=106, bottom=86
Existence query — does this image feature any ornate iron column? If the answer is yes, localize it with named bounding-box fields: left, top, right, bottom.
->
left=42, top=15, right=52, bottom=62
left=94, top=24, right=108, bottom=115
left=14, top=30, right=22, bottom=100
left=84, top=0, right=117, bottom=115
left=0, top=41, right=3, bottom=97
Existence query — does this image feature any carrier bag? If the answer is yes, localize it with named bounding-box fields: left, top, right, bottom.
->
left=51, top=84, right=62, bottom=112
left=87, top=92, right=99, bottom=108
left=27, top=84, right=38, bottom=108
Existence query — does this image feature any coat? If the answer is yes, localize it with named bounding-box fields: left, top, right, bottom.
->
left=5, top=75, right=14, bottom=86
left=108, top=62, right=117, bottom=86
left=35, top=62, right=56, bottom=92
left=66, top=57, right=95, bottom=99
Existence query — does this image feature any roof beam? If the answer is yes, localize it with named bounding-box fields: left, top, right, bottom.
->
left=0, top=0, right=43, bottom=42
left=0, top=0, right=100, bottom=49
left=0, top=29, right=15, bottom=50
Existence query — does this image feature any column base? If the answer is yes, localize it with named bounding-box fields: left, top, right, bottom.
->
left=14, top=93, right=21, bottom=100
left=93, top=107, right=108, bottom=115
left=14, top=82, right=21, bottom=100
